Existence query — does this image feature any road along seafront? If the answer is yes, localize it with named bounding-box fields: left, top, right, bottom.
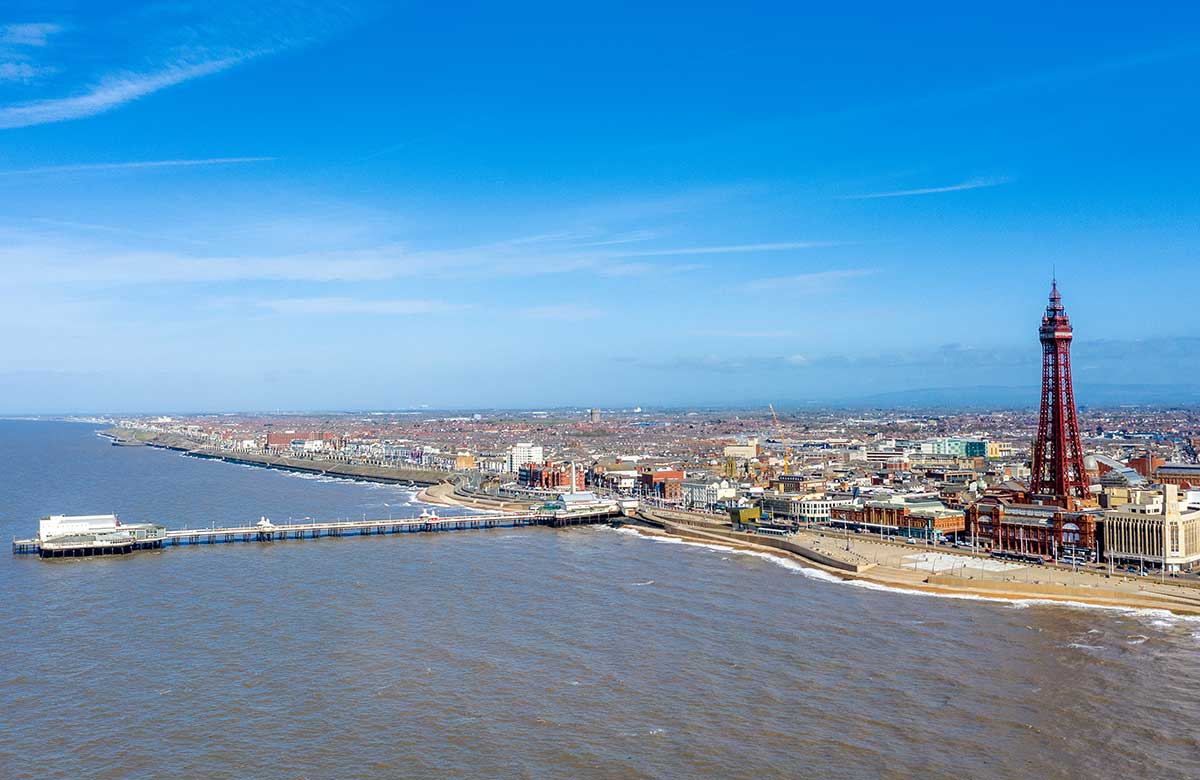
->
left=634, top=507, right=1200, bottom=616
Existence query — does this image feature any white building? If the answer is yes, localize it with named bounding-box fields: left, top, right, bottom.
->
left=507, top=442, right=544, bottom=473
left=39, top=514, right=123, bottom=540
left=1103, top=485, right=1200, bottom=572
left=798, top=497, right=837, bottom=523
left=724, top=438, right=758, bottom=459
left=681, top=478, right=737, bottom=509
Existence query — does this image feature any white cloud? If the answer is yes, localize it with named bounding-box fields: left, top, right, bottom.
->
left=0, top=156, right=275, bottom=176
left=1, top=23, right=62, bottom=47
left=0, top=55, right=250, bottom=129
left=842, top=177, right=1012, bottom=200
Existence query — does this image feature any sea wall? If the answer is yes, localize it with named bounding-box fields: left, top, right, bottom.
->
left=638, top=509, right=872, bottom=574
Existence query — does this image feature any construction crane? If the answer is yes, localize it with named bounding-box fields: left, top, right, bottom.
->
left=769, top=404, right=791, bottom=476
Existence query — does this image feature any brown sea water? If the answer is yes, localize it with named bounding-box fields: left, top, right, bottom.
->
left=1, top=420, right=1198, bottom=780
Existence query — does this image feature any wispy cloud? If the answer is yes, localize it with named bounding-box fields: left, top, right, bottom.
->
left=0, top=62, right=49, bottom=83
left=25, top=217, right=213, bottom=246
left=0, top=156, right=275, bottom=176
left=742, top=268, right=877, bottom=292
left=0, top=56, right=252, bottom=130
left=522, top=304, right=604, bottom=321
left=596, top=261, right=705, bottom=277
left=615, top=241, right=839, bottom=257
left=0, top=236, right=407, bottom=284
left=1, top=23, right=62, bottom=47
left=261, top=297, right=459, bottom=316
left=1, top=211, right=794, bottom=287
left=841, top=176, right=1012, bottom=200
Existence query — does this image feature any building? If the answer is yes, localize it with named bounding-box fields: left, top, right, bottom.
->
left=1102, top=485, right=1200, bottom=571
left=760, top=494, right=839, bottom=525
left=771, top=474, right=826, bottom=493
left=36, top=514, right=167, bottom=558
left=518, top=461, right=585, bottom=491
left=589, top=408, right=601, bottom=423
left=266, top=431, right=339, bottom=452
left=986, top=442, right=1018, bottom=459
left=723, top=439, right=758, bottom=459
left=864, top=448, right=910, bottom=468
left=966, top=496, right=1099, bottom=558
left=1154, top=463, right=1200, bottom=488
left=832, top=496, right=966, bottom=539
left=639, top=469, right=684, bottom=501
left=681, top=478, right=736, bottom=509
left=506, top=442, right=544, bottom=473
left=921, top=438, right=988, bottom=458
left=1128, top=454, right=1166, bottom=479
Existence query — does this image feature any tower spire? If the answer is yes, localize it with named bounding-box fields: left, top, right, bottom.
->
left=1031, top=279, right=1088, bottom=507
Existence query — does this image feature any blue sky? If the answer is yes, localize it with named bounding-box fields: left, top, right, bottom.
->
left=1, top=1, right=1198, bottom=412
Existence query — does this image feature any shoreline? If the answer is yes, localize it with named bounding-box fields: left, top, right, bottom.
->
left=103, top=427, right=545, bottom=515
left=103, top=428, right=458, bottom=487
left=97, top=427, right=1200, bottom=616
left=633, top=510, right=1200, bottom=617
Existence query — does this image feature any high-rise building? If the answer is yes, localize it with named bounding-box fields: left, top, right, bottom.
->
left=506, top=442, right=543, bottom=473
left=1031, top=281, right=1089, bottom=506
left=589, top=408, right=601, bottom=423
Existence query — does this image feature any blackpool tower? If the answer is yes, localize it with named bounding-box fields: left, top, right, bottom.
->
left=1030, top=280, right=1089, bottom=506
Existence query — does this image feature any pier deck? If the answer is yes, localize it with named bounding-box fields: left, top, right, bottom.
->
left=13, top=505, right=621, bottom=557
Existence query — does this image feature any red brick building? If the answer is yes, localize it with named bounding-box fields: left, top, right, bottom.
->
left=965, top=495, right=1099, bottom=557
left=1128, top=455, right=1165, bottom=479
left=518, top=462, right=585, bottom=491
left=638, top=469, right=684, bottom=501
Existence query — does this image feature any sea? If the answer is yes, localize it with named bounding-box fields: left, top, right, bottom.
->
left=1, top=419, right=1197, bottom=780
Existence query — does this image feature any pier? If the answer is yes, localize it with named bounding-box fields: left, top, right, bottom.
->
left=13, top=505, right=622, bottom=558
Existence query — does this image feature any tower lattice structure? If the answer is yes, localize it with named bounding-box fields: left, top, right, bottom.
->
left=1031, top=281, right=1089, bottom=504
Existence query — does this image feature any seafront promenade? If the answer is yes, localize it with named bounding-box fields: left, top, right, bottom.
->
left=635, top=507, right=1200, bottom=615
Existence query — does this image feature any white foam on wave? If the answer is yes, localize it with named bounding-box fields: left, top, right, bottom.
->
left=608, top=526, right=1200, bottom=629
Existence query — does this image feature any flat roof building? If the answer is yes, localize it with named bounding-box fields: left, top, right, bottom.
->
left=1102, top=485, right=1200, bottom=571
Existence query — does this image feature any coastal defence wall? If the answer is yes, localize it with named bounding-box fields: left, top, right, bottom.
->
left=638, top=509, right=873, bottom=574
left=108, top=429, right=457, bottom=486
left=925, top=574, right=1200, bottom=611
